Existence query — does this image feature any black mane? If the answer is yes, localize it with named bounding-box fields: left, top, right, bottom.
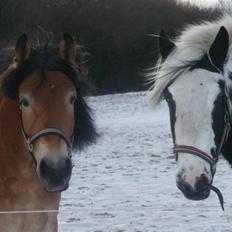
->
left=2, top=46, right=98, bottom=151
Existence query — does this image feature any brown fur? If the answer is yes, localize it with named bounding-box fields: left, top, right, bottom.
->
left=0, top=68, right=76, bottom=231
left=58, top=34, right=77, bottom=68
left=0, top=33, right=97, bottom=231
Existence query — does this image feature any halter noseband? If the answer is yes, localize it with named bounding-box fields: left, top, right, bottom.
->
left=19, top=107, right=73, bottom=164
left=174, top=145, right=218, bottom=175
left=173, top=90, right=231, bottom=176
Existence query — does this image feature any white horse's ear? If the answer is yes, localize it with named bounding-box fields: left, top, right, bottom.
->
left=159, top=29, right=175, bottom=59
left=208, top=26, right=229, bottom=71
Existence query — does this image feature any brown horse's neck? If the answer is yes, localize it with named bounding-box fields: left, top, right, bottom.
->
left=0, top=95, right=60, bottom=232
left=0, top=95, right=37, bottom=185
left=0, top=96, right=33, bottom=165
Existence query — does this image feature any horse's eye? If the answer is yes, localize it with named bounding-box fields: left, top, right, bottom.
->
left=164, top=94, right=169, bottom=102
left=70, top=95, right=77, bottom=105
left=19, top=98, right=29, bottom=107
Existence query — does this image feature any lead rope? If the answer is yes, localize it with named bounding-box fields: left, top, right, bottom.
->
left=211, top=106, right=231, bottom=211
left=210, top=186, right=224, bottom=211
left=209, top=90, right=232, bottom=211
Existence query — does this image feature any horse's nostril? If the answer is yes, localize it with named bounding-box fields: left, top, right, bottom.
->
left=176, top=173, right=182, bottom=179
left=197, top=174, right=209, bottom=185
left=200, top=173, right=209, bottom=181
left=195, top=174, right=210, bottom=193
left=40, top=158, right=48, bottom=174
left=177, top=181, right=193, bottom=193
left=64, top=157, right=72, bottom=175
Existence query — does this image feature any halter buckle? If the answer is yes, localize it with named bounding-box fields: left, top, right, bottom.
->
left=27, top=141, right=33, bottom=153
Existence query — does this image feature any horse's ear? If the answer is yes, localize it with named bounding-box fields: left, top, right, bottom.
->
left=159, top=29, right=175, bottom=59
left=208, top=26, right=229, bottom=71
left=58, top=33, right=77, bottom=67
left=15, top=34, right=32, bottom=63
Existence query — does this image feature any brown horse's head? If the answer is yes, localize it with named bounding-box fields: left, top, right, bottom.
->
left=2, top=34, right=97, bottom=192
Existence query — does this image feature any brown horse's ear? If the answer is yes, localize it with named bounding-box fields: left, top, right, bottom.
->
left=15, top=34, right=32, bottom=63
left=58, top=33, right=77, bottom=67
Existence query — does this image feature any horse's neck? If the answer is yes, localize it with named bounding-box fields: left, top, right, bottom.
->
left=0, top=96, right=34, bottom=179
left=221, top=130, right=232, bottom=165
left=0, top=96, right=60, bottom=232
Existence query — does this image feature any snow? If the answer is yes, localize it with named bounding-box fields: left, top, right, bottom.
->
left=58, top=92, right=232, bottom=232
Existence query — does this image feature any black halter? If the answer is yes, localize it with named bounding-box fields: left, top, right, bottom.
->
left=19, top=106, right=73, bottom=164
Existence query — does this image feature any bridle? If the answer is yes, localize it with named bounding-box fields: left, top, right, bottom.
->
left=16, top=67, right=80, bottom=164
left=172, top=84, right=232, bottom=211
left=173, top=49, right=232, bottom=178
left=173, top=88, right=232, bottom=177
left=19, top=106, right=73, bottom=164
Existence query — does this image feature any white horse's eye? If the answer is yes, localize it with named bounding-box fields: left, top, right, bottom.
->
left=227, top=71, right=232, bottom=80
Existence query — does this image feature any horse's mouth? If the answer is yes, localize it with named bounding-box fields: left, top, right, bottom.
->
left=43, top=184, right=69, bottom=193
left=37, top=173, right=71, bottom=193
left=181, top=190, right=210, bottom=201
left=39, top=177, right=70, bottom=192
left=177, top=182, right=224, bottom=210
left=177, top=183, right=210, bottom=201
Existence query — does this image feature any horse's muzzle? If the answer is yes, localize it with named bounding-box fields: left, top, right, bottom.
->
left=177, top=174, right=210, bottom=200
left=38, top=156, right=72, bottom=192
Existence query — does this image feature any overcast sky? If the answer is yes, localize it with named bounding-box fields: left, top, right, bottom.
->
left=181, top=0, right=218, bottom=7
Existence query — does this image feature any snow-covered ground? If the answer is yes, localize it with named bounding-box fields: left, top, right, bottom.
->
left=58, top=92, right=232, bottom=232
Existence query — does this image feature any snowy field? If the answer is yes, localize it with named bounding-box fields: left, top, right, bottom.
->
left=58, top=92, right=232, bottom=232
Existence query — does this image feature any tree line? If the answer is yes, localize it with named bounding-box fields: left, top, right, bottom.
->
left=0, top=0, right=221, bottom=93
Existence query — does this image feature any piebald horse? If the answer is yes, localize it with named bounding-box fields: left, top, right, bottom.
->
left=150, top=15, right=232, bottom=209
left=0, top=34, right=97, bottom=231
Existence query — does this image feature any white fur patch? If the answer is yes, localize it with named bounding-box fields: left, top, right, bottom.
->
left=169, top=69, right=222, bottom=186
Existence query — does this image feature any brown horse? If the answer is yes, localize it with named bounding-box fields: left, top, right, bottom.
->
left=0, top=34, right=97, bottom=231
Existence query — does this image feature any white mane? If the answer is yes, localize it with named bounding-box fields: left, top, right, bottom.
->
left=150, top=14, right=232, bottom=107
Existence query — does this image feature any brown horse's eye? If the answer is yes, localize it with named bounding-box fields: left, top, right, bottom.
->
left=70, top=95, right=77, bottom=105
left=19, top=98, right=30, bottom=107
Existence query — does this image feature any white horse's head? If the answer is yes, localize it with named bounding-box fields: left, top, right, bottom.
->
left=150, top=17, right=232, bottom=201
